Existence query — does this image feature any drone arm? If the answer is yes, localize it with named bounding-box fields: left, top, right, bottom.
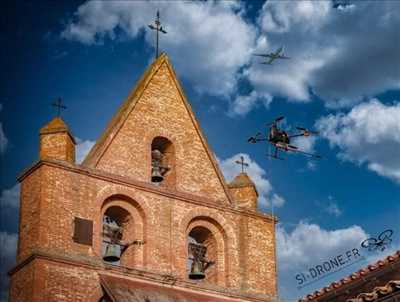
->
left=288, top=133, right=305, bottom=138
left=294, top=149, right=322, bottom=159
left=248, top=135, right=268, bottom=143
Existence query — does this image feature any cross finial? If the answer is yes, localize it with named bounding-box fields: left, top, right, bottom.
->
left=148, top=10, right=167, bottom=59
left=235, top=156, right=249, bottom=173
left=52, top=97, right=67, bottom=117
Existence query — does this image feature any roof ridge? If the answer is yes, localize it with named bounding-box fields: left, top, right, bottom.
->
left=82, top=53, right=168, bottom=166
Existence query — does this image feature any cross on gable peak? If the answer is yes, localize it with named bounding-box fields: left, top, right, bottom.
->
left=235, top=156, right=249, bottom=173
left=148, top=10, right=167, bottom=59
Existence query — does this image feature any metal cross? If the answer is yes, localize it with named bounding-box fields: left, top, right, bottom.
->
left=235, top=156, right=249, bottom=173
left=52, top=97, right=67, bottom=117
left=148, top=10, right=167, bottom=59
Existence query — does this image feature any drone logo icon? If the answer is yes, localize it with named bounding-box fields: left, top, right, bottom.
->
left=361, top=229, right=393, bottom=252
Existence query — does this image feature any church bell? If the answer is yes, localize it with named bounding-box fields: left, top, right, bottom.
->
left=151, top=149, right=167, bottom=183
left=151, top=166, right=164, bottom=183
left=189, top=259, right=206, bottom=280
left=103, top=243, right=121, bottom=262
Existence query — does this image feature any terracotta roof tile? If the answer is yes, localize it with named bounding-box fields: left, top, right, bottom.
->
left=39, top=117, right=76, bottom=143
left=346, top=280, right=400, bottom=302
left=40, top=117, right=69, bottom=133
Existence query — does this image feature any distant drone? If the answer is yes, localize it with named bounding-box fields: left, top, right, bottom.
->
left=361, top=229, right=393, bottom=252
left=248, top=116, right=322, bottom=160
left=253, top=46, right=290, bottom=65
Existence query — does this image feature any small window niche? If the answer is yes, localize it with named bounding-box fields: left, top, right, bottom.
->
left=187, top=227, right=217, bottom=283
left=151, top=136, right=175, bottom=187
left=73, top=217, right=93, bottom=246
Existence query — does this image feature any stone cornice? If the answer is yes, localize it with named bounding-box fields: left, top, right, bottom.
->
left=17, top=159, right=277, bottom=223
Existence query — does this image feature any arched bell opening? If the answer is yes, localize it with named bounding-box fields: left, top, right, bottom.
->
left=187, top=226, right=217, bottom=283
left=102, top=206, right=136, bottom=266
left=98, top=194, right=146, bottom=269
left=151, top=136, right=175, bottom=187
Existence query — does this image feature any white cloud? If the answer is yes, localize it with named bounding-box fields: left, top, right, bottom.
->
left=0, top=232, right=17, bottom=302
left=75, top=138, right=95, bottom=164
left=229, top=90, right=272, bottom=117
left=0, top=184, right=20, bottom=209
left=325, top=202, right=342, bottom=217
left=246, top=1, right=335, bottom=103
left=315, top=197, right=343, bottom=217
left=218, top=153, right=285, bottom=208
left=246, top=0, right=400, bottom=109
left=61, top=1, right=256, bottom=97
left=0, top=103, right=7, bottom=154
left=61, top=1, right=400, bottom=114
left=292, top=135, right=316, bottom=154
left=277, top=222, right=367, bottom=270
left=316, top=99, right=400, bottom=183
left=270, top=193, right=285, bottom=208
left=277, top=222, right=368, bottom=301
left=259, top=0, right=331, bottom=34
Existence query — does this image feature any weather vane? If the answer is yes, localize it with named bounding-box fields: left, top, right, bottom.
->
left=148, top=10, right=167, bottom=59
left=52, top=97, right=67, bottom=117
left=235, top=156, right=249, bottom=173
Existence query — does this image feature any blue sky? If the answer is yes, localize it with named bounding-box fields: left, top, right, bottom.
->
left=1, top=1, right=400, bottom=301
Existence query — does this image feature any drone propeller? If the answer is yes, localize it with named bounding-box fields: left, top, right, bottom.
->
left=248, top=137, right=257, bottom=143
left=248, top=132, right=262, bottom=143
left=267, top=115, right=285, bottom=126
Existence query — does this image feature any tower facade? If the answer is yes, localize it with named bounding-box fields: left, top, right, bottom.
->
left=9, top=54, right=277, bottom=302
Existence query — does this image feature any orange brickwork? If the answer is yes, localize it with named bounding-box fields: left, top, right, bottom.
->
left=9, top=53, right=278, bottom=302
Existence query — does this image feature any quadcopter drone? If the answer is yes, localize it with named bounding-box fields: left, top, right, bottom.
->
left=361, top=229, right=393, bottom=252
left=248, top=116, right=322, bottom=160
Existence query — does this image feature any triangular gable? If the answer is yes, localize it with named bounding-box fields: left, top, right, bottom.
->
left=82, top=53, right=232, bottom=204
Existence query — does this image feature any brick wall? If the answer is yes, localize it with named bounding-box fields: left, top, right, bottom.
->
left=10, top=54, right=277, bottom=301
left=91, top=60, right=229, bottom=204
left=13, top=163, right=276, bottom=297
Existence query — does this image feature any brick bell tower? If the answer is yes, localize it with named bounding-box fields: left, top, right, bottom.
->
left=9, top=54, right=278, bottom=302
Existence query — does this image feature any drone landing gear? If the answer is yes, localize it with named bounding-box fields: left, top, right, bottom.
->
left=295, top=150, right=322, bottom=160
left=267, top=147, right=285, bottom=160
